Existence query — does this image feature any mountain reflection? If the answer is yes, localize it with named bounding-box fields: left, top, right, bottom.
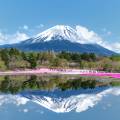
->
left=0, top=75, right=120, bottom=113
left=20, top=86, right=110, bottom=113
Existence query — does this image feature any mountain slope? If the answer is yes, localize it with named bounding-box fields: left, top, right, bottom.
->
left=22, top=25, right=80, bottom=43
left=0, top=25, right=117, bottom=56
left=21, top=87, right=109, bottom=113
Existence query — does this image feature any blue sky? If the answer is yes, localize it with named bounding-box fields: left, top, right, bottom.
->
left=0, top=0, right=120, bottom=52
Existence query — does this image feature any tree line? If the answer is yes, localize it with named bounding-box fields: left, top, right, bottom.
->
left=0, top=75, right=99, bottom=93
left=0, top=48, right=120, bottom=72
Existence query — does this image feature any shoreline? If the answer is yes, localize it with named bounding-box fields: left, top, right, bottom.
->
left=0, top=68, right=120, bottom=79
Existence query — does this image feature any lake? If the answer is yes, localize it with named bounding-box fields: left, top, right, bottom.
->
left=0, top=75, right=120, bottom=120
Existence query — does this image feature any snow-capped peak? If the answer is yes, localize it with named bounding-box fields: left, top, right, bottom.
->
left=22, top=25, right=102, bottom=45
left=20, top=87, right=120, bottom=113
left=30, top=25, right=80, bottom=43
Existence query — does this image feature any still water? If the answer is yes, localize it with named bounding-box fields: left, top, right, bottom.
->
left=0, top=75, right=120, bottom=120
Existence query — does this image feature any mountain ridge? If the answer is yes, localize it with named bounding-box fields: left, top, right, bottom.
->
left=0, top=25, right=117, bottom=56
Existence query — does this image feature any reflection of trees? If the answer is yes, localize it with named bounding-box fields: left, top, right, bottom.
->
left=57, top=78, right=96, bottom=91
left=0, top=76, right=10, bottom=93
left=110, top=81, right=120, bottom=86
left=22, top=75, right=38, bottom=90
left=0, top=76, right=22, bottom=94
left=0, top=75, right=106, bottom=94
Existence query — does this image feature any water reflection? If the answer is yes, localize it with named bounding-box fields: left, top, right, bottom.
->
left=0, top=75, right=108, bottom=93
left=0, top=75, right=120, bottom=113
left=21, top=86, right=110, bottom=113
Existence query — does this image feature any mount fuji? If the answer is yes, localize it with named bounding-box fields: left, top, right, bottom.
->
left=0, top=25, right=116, bottom=56
left=21, top=87, right=109, bottom=113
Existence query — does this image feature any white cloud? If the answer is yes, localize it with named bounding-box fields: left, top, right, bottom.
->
left=102, top=28, right=112, bottom=36
left=18, top=24, right=45, bottom=34
left=0, top=95, right=29, bottom=106
left=36, top=24, right=44, bottom=28
left=102, top=42, right=120, bottom=53
left=14, top=95, right=29, bottom=106
left=19, top=25, right=29, bottom=30
left=75, top=25, right=120, bottom=53
left=10, top=31, right=29, bottom=43
left=23, top=109, right=29, bottom=113
left=0, top=24, right=45, bottom=45
left=0, top=32, right=6, bottom=44
left=23, top=25, right=29, bottom=30
left=0, top=31, right=29, bottom=44
left=76, top=25, right=103, bottom=44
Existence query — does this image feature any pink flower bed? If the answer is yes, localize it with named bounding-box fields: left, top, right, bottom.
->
left=81, top=73, right=120, bottom=79
left=0, top=68, right=120, bottom=79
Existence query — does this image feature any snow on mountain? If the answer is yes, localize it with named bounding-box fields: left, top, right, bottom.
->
left=26, top=25, right=80, bottom=43
left=20, top=87, right=120, bottom=113
left=0, top=87, right=120, bottom=113
left=23, top=25, right=102, bottom=44
left=0, top=25, right=116, bottom=56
